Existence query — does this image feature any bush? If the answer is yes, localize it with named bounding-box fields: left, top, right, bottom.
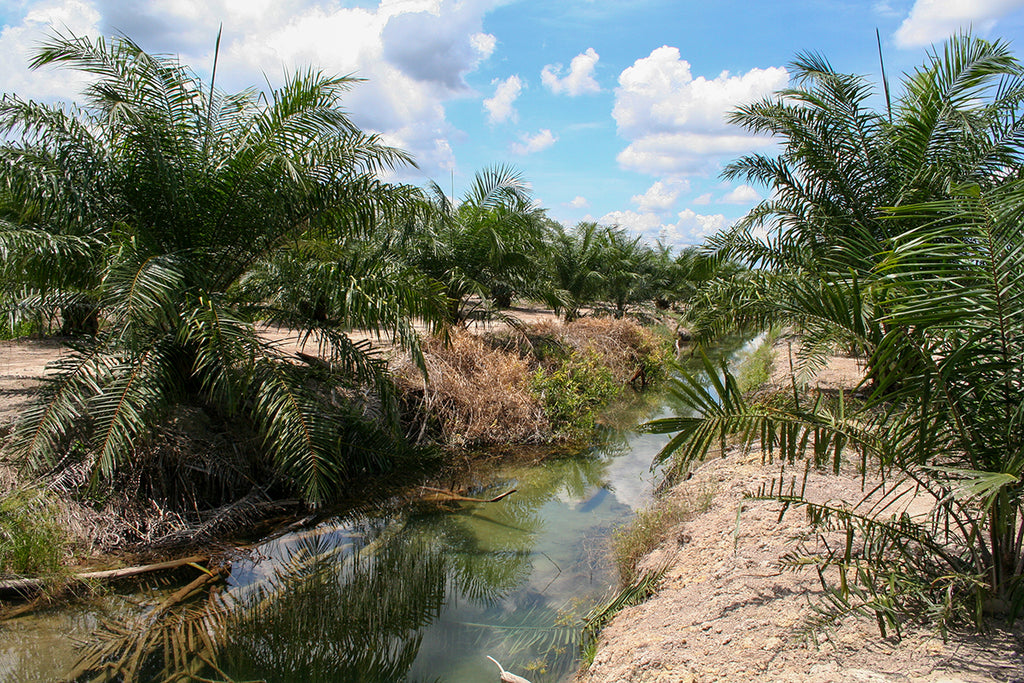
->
left=531, top=350, right=618, bottom=436
left=0, top=487, right=68, bottom=576
left=396, top=331, right=549, bottom=446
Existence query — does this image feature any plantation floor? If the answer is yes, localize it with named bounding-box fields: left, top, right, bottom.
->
left=577, top=347, right=1024, bottom=683
left=0, top=305, right=567, bottom=429
left=0, top=338, right=67, bottom=428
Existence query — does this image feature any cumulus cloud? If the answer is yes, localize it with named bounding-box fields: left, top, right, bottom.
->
left=692, top=192, right=712, bottom=205
left=720, top=184, right=761, bottom=204
left=541, top=47, right=600, bottom=96
left=894, top=0, right=1024, bottom=47
left=613, top=46, right=787, bottom=175
left=630, top=178, right=690, bottom=212
left=483, top=74, right=523, bottom=124
left=0, top=0, right=102, bottom=102
left=600, top=206, right=728, bottom=247
left=510, top=128, right=557, bottom=155
left=1, top=0, right=503, bottom=177
left=674, top=208, right=728, bottom=240
left=567, top=195, right=589, bottom=209
left=382, top=9, right=494, bottom=89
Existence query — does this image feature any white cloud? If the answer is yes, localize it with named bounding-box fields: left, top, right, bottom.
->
left=630, top=178, right=690, bottom=212
left=0, top=0, right=102, bottom=102
left=693, top=192, right=713, bottom=205
left=674, top=208, right=727, bottom=239
left=470, top=32, right=496, bottom=59
left=894, top=0, right=1024, bottom=47
left=613, top=46, right=787, bottom=175
left=873, top=1, right=902, bottom=18
left=567, top=195, right=589, bottom=209
left=599, top=207, right=728, bottom=247
left=510, top=128, right=557, bottom=155
left=1, top=0, right=504, bottom=178
left=484, top=74, right=523, bottom=124
left=720, top=184, right=761, bottom=204
left=541, top=47, right=600, bottom=96
left=600, top=209, right=664, bottom=234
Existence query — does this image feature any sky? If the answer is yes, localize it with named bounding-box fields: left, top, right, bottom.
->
left=3, top=0, right=1024, bottom=248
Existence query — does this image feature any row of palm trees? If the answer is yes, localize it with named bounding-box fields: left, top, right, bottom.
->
left=653, top=33, right=1024, bottom=628
left=0, top=33, right=705, bottom=506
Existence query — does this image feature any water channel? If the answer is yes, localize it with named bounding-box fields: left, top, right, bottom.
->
left=0, top=340, right=750, bottom=682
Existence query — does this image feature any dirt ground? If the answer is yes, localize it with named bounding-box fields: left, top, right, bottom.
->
left=577, top=345, right=1024, bottom=683
left=0, top=338, right=69, bottom=428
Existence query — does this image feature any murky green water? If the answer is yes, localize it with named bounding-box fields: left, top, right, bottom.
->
left=213, top=409, right=675, bottom=683
left=0, top=339, right=753, bottom=682
left=0, top=415, right=671, bottom=683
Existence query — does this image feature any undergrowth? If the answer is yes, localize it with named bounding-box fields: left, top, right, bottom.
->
left=532, top=350, right=618, bottom=436
left=734, top=332, right=777, bottom=395
left=0, top=486, right=68, bottom=577
left=397, top=316, right=673, bottom=447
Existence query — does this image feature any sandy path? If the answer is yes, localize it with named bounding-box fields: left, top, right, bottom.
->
left=0, top=338, right=71, bottom=427
left=0, top=306, right=567, bottom=428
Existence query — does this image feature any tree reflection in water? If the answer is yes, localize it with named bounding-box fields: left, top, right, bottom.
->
left=71, top=446, right=627, bottom=682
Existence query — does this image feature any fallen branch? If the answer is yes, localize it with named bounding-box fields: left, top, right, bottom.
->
left=152, top=566, right=225, bottom=619
left=0, top=554, right=209, bottom=598
left=419, top=486, right=517, bottom=503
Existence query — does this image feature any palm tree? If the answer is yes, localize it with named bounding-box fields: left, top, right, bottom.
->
left=699, top=34, right=1024, bottom=375
left=543, top=221, right=606, bottom=322
left=598, top=226, right=651, bottom=318
left=0, top=32, right=447, bottom=503
left=649, top=34, right=1024, bottom=630
left=400, top=165, right=547, bottom=325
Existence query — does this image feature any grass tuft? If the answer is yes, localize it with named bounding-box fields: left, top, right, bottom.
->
left=0, top=486, right=68, bottom=577
left=612, top=483, right=715, bottom=585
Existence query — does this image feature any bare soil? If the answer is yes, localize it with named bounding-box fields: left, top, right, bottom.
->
left=577, top=344, right=1024, bottom=683
left=0, top=338, right=68, bottom=428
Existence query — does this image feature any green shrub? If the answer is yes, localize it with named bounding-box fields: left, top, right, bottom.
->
left=735, top=335, right=776, bottom=395
left=531, top=350, right=619, bottom=435
left=0, top=487, right=68, bottom=576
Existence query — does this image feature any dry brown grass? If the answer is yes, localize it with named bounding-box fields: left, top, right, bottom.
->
left=532, top=316, right=670, bottom=383
left=397, top=317, right=673, bottom=448
left=396, top=330, right=549, bottom=446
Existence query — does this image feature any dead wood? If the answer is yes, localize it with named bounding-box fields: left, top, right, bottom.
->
left=0, top=554, right=210, bottom=599
left=419, top=486, right=517, bottom=503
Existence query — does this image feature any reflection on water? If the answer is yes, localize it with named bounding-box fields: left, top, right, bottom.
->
left=218, top=446, right=638, bottom=682
left=0, top=338, right=755, bottom=682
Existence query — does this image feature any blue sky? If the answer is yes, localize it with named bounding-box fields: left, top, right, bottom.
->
left=4, top=0, right=1024, bottom=247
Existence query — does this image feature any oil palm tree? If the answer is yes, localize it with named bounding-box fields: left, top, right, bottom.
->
left=0, top=32, right=446, bottom=503
left=649, top=34, right=1024, bottom=630
left=401, top=165, right=547, bottom=325
left=700, top=33, right=1024, bottom=375
left=543, top=221, right=606, bottom=322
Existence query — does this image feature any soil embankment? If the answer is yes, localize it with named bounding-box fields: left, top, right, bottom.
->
left=578, top=345, right=1024, bottom=683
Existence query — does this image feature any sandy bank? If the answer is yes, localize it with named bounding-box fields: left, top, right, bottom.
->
left=578, top=345, right=1024, bottom=683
